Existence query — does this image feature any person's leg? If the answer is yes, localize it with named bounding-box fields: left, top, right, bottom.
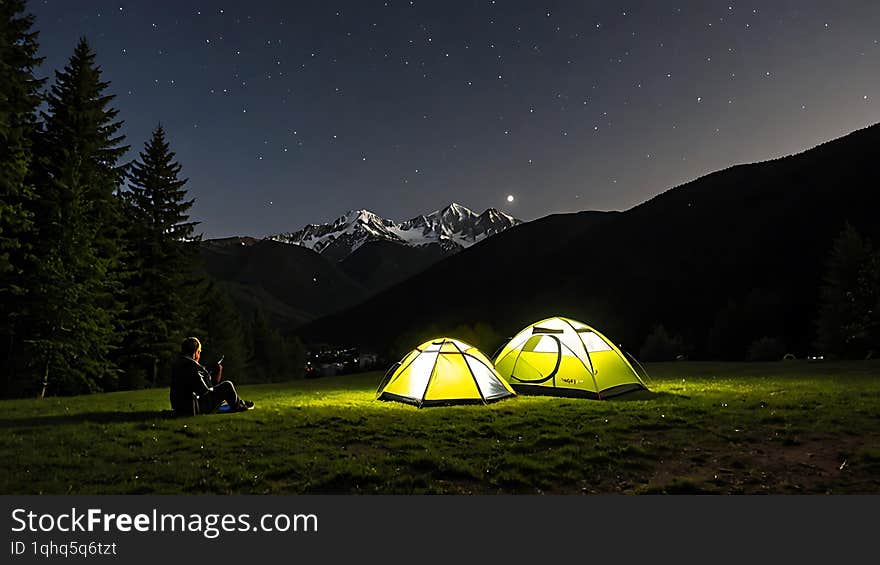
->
left=197, top=382, right=239, bottom=413
left=214, top=381, right=242, bottom=408
left=200, top=381, right=253, bottom=413
left=198, top=390, right=224, bottom=414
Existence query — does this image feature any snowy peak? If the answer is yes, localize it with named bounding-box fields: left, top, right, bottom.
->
left=402, top=203, right=519, bottom=245
left=430, top=202, right=477, bottom=222
left=421, top=203, right=480, bottom=237
left=335, top=209, right=394, bottom=229
left=475, top=208, right=518, bottom=236
left=270, top=203, right=522, bottom=260
left=330, top=209, right=398, bottom=239
left=270, top=208, right=404, bottom=259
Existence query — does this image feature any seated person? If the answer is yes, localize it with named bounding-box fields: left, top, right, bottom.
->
left=170, top=336, right=254, bottom=415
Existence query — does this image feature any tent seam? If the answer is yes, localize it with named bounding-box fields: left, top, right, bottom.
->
left=456, top=344, right=488, bottom=404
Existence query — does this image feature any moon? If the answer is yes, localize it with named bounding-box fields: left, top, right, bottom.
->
left=506, top=194, right=515, bottom=203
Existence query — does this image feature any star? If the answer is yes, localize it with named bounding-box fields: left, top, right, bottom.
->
left=25, top=0, right=875, bottom=246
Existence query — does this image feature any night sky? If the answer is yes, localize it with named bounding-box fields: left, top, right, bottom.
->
left=27, top=1, right=880, bottom=239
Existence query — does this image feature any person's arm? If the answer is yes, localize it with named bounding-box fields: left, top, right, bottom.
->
left=192, top=363, right=212, bottom=395
left=211, top=361, right=223, bottom=385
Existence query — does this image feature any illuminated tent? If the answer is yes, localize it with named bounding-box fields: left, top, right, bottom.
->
left=493, top=317, right=647, bottom=399
left=377, top=338, right=516, bottom=407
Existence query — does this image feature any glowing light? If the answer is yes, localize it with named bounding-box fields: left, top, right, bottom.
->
left=506, top=194, right=515, bottom=203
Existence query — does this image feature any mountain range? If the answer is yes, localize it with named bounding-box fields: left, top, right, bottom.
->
left=268, top=203, right=521, bottom=261
left=199, top=203, right=522, bottom=327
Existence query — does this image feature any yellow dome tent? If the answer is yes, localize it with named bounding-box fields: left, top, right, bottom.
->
left=493, top=317, right=647, bottom=399
left=377, top=338, right=516, bottom=407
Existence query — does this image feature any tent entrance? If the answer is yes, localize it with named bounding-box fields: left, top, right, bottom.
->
left=510, top=335, right=561, bottom=384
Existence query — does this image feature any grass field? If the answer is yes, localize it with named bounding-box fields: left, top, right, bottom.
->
left=1, top=361, right=879, bottom=494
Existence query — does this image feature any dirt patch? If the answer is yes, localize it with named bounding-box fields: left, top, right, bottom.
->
left=341, top=442, right=389, bottom=459
left=635, top=433, right=880, bottom=494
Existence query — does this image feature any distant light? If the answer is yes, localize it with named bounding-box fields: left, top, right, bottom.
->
left=506, top=194, right=515, bottom=203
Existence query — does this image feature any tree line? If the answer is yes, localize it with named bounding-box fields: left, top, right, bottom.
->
left=0, top=3, right=303, bottom=398
left=638, top=223, right=880, bottom=362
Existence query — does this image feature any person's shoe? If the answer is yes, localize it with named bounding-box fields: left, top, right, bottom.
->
left=231, top=399, right=254, bottom=412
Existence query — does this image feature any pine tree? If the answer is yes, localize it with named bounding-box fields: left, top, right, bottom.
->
left=27, top=38, right=128, bottom=395
left=120, top=125, right=200, bottom=387
left=0, top=1, right=42, bottom=273
left=815, top=224, right=880, bottom=358
left=0, top=1, right=44, bottom=396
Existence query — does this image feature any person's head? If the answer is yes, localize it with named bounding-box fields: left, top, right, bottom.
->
left=181, top=337, right=201, bottom=362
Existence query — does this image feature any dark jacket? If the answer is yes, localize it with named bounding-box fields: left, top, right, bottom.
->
left=170, top=355, right=215, bottom=414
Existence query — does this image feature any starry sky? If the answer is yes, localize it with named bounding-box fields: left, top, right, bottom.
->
left=27, top=1, right=880, bottom=239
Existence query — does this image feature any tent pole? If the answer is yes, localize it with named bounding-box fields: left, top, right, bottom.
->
left=563, top=318, right=602, bottom=399
left=418, top=343, right=443, bottom=409
left=453, top=341, right=488, bottom=405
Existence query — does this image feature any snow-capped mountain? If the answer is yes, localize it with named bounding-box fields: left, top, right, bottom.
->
left=270, top=203, right=521, bottom=260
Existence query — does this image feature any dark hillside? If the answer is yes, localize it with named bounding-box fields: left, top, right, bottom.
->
left=297, top=124, right=880, bottom=359
left=340, top=240, right=453, bottom=293
left=200, top=239, right=368, bottom=328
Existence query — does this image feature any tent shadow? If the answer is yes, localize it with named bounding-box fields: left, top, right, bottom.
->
left=0, top=410, right=180, bottom=429
left=606, top=390, right=678, bottom=402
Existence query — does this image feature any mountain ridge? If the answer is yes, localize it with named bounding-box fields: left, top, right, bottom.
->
left=198, top=203, right=524, bottom=328
left=267, top=203, right=521, bottom=261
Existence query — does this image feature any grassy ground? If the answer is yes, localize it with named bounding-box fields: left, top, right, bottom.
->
left=1, top=361, right=879, bottom=494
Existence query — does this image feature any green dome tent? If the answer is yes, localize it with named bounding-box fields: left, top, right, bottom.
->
left=493, top=317, right=647, bottom=399
left=377, top=338, right=516, bottom=407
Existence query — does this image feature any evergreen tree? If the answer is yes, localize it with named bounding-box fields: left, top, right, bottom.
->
left=27, top=38, right=128, bottom=395
left=0, top=0, right=43, bottom=396
left=815, top=224, right=880, bottom=358
left=120, top=125, right=200, bottom=387
left=197, top=282, right=248, bottom=383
